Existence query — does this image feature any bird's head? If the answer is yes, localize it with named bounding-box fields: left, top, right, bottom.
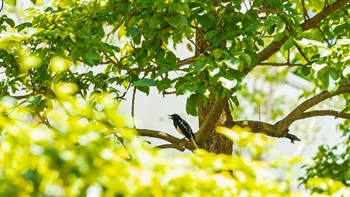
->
left=168, top=114, right=181, bottom=120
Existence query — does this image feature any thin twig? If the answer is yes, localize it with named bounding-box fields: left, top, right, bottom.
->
left=301, top=0, right=310, bottom=21
left=295, top=43, right=309, bottom=62
left=257, top=62, right=304, bottom=67
left=114, top=133, right=133, bottom=160
left=187, top=38, right=201, bottom=53
left=131, top=86, right=137, bottom=129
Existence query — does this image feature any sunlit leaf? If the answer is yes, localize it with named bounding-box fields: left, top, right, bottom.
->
left=132, top=78, right=157, bottom=87
left=5, top=0, right=16, bottom=6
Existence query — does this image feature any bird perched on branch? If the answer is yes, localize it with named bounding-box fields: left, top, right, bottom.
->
left=168, top=114, right=199, bottom=149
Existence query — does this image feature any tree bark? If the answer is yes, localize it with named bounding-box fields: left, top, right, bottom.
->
left=195, top=30, right=233, bottom=154
left=197, top=93, right=233, bottom=154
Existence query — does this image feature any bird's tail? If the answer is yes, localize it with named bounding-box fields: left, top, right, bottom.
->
left=190, top=138, right=199, bottom=149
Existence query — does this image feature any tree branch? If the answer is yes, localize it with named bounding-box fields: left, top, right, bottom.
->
left=155, top=144, right=185, bottom=151
left=229, top=85, right=350, bottom=143
left=196, top=97, right=228, bottom=143
left=257, top=62, right=304, bottom=67
left=257, top=0, right=350, bottom=64
left=177, top=56, right=197, bottom=67
left=298, top=110, right=350, bottom=120
left=274, top=85, right=350, bottom=133
left=300, top=0, right=350, bottom=32
left=138, top=128, right=197, bottom=151
left=138, top=129, right=180, bottom=144
left=295, top=43, right=310, bottom=62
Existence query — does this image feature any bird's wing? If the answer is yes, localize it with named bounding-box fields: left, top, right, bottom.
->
left=178, top=119, right=195, bottom=139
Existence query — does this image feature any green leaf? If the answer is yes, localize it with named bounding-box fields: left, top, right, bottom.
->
left=186, top=94, right=198, bottom=116
left=215, top=85, right=227, bottom=101
left=240, top=52, right=251, bottom=66
left=156, top=78, right=172, bottom=91
left=334, top=24, right=347, bottom=35
left=284, top=37, right=295, bottom=51
left=255, top=37, right=264, bottom=46
left=182, top=3, right=191, bottom=17
left=95, top=25, right=105, bottom=38
left=297, top=38, right=325, bottom=48
left=137, top=86, right=150, bottom=95
left=329, top=69, right=340, bottom=81
left=318, top=48, right=332, bottom=58
left=273, top=32, right=285, bottom=42
left=3, top=17, right=15, bottom=27
left=132, top=78, right=157, bottom=87
left=155, top=66, right=174, bottom=78
left=204, top=30, right=219, bottom=40
left=96, top=42, right=114, bottom=55
left=82, top=54, right=94, bottom=66
left=263, top=17, right=276, bottom=31
left=267, top=24, right=276, bottom=35
left=157, top=51, right=177, bottom=67
left=327, top=76, right=338, bottom=94
left=301, top=66, right=311, bottom=76
left=149, top=13, right=164, bottom=28
left=197, top=13, right=216, bottom=31
left=165, top=14, right=187, bottom=29
left=88, top=48, right=100, bottom=61
left=342, top=67, right=350, bottom=77
left=212, top=48, right=222, bottom=60
left=223, top=31, right=238, bottom=41
left=245, top=22, right=260, bottom=33
left=5, top=0, right=16, bottom=6
left=269, top=0, right=283, bottom=10
left=219, top=77, right=237, bottom=90
left=230, top=95, right=239, bottom=106
left=127, top=27, right=140, bottom=39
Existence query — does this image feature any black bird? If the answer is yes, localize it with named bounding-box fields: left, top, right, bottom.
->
left=168, top=114, right=199, bottom=149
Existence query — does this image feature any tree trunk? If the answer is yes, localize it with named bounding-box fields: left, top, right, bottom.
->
left=195, top=31, right=233, bottom=154
left=198, top=91, right=233, bottom=154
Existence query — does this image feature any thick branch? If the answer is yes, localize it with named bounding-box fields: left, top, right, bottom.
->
left=230, top=86, right=350, bottom=142
left=232, top=120, right=300, bottom=143
left=301, top=0, right=350, bottom=32
left=196, top=97, right=228, bottom=142
left=257, top=0, right=350, bottom=64
left=274, top=85, right=350, bottom=137
left=275, top=85, right=350, bottom=132
left=138, top=129, right=180, bottom=144
left=138, top=128, right=196, bottom=151
left=299, top=110, right=350, bottom=120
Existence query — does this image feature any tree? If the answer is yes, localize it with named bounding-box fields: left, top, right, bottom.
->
left=2, top=0, right=350, bottom=154
left=0, top=0, right=350, bottom=195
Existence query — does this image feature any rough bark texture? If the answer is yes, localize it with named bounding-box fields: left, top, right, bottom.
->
left=197, top=91, right=233, bottom=154
left=195, top=30, right=233, bottom=154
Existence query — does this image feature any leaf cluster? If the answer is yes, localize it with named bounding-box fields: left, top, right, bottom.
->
left=299, top=123, right=350, bottom=195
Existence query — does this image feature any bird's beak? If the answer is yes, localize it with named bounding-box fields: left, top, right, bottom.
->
left=168, top=115, right=172, bottom=119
